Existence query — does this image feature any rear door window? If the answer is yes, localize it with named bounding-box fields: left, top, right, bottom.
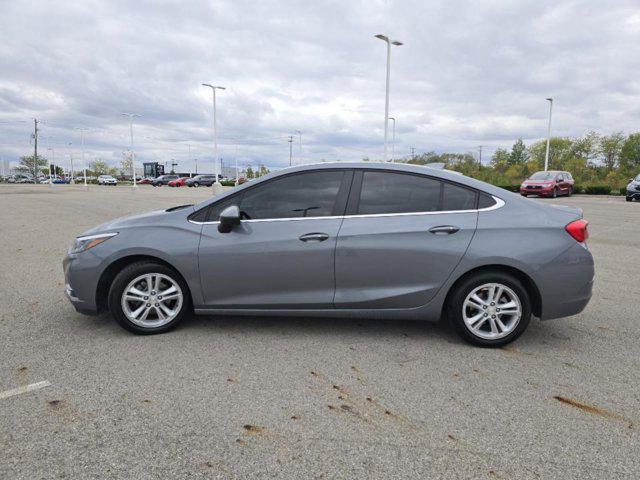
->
left=356, top=171, right=478, bottom=214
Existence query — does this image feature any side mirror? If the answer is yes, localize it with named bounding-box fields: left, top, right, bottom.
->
left=218, top=205, right=241, bottom=233
left=630, top=179, right=634, bottom=183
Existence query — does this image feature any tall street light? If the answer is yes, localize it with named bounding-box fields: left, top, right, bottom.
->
left=75, top=127, right=88, bottom=190
left=47, top=147, right=54, bottom=186
left=295, top=130, right=302, bottom=164
left=202, top=83, right=225, bottom=188
left=544, top=97, right=553, bottom=172
left=122, top=113, right=140, bottom=187
left=388, top=117, right=396, bottom=162
left=375, top=34, right=403, bottom=162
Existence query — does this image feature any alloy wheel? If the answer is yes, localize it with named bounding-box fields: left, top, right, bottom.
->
left=462, top=283, right=522, bottom=340
left=121, top=273, right=183, bottom=328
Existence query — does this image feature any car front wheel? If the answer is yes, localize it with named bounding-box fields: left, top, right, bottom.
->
left=447, top=271, right=531, bottom=347
left=108, top=261, right=191, bottom=334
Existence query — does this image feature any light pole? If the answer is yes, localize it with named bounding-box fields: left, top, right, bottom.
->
left=75, top=127, right=88, bottom=190
left=288, top=135, right=294, bottom=166
left=388, top=117, right=396, bottom=162
left=122, top=113, right=140, bottom=187
left=375, top=34, right=403, bottom=162
left=68, top=142, right=74, bottom=184
left=544, top=97, right=553, bottom=171
left=202, top=83, right=225, bottom=188
left=295, top=130, right=302, bottom=164
left=478, top=145, right=483, bottom=166
left=47, top=147, right=54, bottom=186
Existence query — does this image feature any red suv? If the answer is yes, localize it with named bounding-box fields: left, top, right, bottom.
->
left=520, top=171, right=574, bottom=198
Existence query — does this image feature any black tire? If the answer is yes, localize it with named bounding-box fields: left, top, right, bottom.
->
left=552, top=188, right=558, bottom=198
left=567, top=187, right=572, bottom=197
left=107, top=261, right=191, bottom=334
left=193, top=182, right=200, bottom=187
left=447, top=270, right=532, bottom=347
left=626, top=196, right=633, bottom=202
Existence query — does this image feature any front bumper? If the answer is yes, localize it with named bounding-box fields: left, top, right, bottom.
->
left=520, top=186, right=554, bottom=196
left=626, top=189, right=640, bottom=199
left=63, top=254, right=100, bottom=315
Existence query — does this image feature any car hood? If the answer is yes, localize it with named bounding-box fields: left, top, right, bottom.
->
left=78, top=206, right=195, bottom=237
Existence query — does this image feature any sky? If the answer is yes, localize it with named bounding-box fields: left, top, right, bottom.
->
left=1, top=0, right=639, bottom=174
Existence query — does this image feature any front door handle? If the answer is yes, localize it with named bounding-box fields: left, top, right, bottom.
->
left=299, top=232, right=330, bottom=242
left=428, top=225, right=460, bottom=235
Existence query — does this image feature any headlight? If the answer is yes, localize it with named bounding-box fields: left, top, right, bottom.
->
left=69, top=232, right=118, bottom=254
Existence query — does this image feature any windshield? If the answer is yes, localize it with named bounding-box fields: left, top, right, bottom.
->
left=529, top=171, right=554, bottom=180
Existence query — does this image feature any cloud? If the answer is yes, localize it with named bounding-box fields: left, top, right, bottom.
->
left=1, top=0, right=639, bottom=172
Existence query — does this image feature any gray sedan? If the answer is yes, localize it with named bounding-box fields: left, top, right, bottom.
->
left=63, top=162, right=594, bottom=346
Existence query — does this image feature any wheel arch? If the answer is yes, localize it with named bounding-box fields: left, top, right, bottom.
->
left=443, top=264, right=542, bottom=318
left=96, top=254, right=192, bottom=312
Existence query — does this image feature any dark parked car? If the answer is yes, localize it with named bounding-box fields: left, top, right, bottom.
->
left=151, top=175, right=179, bottom=186
left=626, top=174, right=640, bottom=202
left=520, top=171, right=574, bottom=198
left=185, top=174, right=221, bottom=187
left=63, top=163, right=593, bottom=347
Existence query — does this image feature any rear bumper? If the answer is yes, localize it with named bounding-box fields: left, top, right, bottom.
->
left=537, top=243, right=594, bottom=321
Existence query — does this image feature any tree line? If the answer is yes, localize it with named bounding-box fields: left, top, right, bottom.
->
left=405, top=132, right=640, bottom=189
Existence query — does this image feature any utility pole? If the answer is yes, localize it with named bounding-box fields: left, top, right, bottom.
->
left=171, top=159, right=178, bottom=173
left=478, top=145, right=483, bottom=166
left=410, top=146, right=416, bottom=161
left=33, top=119, right=39, bottom=180
left=288, top=135, right=294, bottom=166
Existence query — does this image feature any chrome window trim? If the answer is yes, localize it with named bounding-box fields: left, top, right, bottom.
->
left=188, top=196, right=505, bottom=225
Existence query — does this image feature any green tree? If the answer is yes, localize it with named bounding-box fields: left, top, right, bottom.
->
left=491, top=148, right=510, bottom=173
left=89, top=160, right=109, bottom=175
left=258, top=165, right=270, bottom=177
left=509, top=139, right=528, bottom=165
left=598, top=132, right=625, bottom=170
left=620, top=133, right=640, bottom=170
left=121, top=156, right=133, bottom=176
left=245, top=165, right=254, bottom=179
left=19, top=154, right=47, bottom=178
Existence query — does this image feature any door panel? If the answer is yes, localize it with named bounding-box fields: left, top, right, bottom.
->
left=334, top=212, right=477, bottom=308
left=199, top=218, right=342, bottom=308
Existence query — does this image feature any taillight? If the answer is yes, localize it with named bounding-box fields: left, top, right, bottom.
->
left=565, top=219, right=589, bottom=243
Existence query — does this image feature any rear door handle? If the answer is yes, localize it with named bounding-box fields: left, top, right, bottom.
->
left=428, top=225, right=460, bottom=235
left=299, top=232, right=330, bottom=242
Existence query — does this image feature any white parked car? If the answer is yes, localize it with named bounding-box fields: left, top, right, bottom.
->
left=98, top=175, right=118, bottom=186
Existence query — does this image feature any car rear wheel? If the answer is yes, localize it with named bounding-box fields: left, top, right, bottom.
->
left=193, top=182, right=200, bottom=187
left=447, top=271, right=531, bottom=347
left=108, top=261, right=191, bottom=334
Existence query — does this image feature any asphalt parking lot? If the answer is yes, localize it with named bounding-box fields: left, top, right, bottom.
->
left=1, top=184, right=638, bottom=479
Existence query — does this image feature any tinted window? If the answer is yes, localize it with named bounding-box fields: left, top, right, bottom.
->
left=478, top=194, right=496, bottom=209
left=442, top=183, right=477, bottom=211
left=238, top=171, right=344, bottom=219
left=358, top=172, right=441, bottom=214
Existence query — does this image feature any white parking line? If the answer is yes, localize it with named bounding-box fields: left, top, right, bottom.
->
left=0, top=380, right=51, bottom=400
